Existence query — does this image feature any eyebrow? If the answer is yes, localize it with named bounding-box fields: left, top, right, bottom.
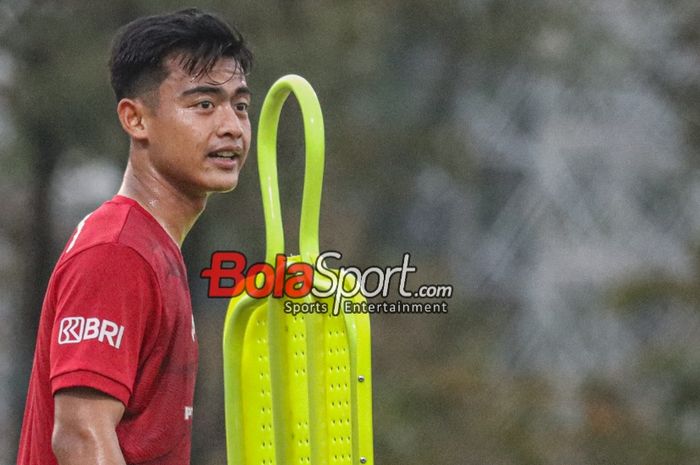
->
left=180, top=85, right=252, bottom=98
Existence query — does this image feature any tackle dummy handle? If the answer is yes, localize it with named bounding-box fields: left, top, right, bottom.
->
left=257, top=74, right=325, bottom=264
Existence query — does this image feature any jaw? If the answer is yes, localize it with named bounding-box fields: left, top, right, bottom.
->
left=195, top=163, right=244, bottom=194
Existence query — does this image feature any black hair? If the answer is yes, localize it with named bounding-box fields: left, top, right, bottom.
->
left=109, top=8, right=253, bottom=102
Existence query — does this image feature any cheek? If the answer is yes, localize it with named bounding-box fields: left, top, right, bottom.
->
left=243, top=119, right=252, bottom=148
left=171, top=109, right=202, bottom=136
left=154, top=111, right=209, bottom=151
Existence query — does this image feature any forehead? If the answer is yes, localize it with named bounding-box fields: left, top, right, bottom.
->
left=162, top=55, right=247, bottom=89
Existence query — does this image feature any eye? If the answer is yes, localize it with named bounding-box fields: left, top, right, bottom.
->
left=197, top=100, right=214, bottom=110
left=235, top=102, right=249, bottom=113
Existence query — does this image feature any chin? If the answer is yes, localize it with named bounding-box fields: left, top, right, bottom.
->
left=196, top=170, right=243, bottom=195
left=217, top=184, right=238, bottom=194
left=209, top=178, right=240, bottom=194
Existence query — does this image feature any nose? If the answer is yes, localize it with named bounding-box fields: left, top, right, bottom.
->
left=217, top=104, right=244, bottom=139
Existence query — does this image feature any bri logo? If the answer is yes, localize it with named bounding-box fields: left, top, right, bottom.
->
left=58, top=317, right=125, bottom=349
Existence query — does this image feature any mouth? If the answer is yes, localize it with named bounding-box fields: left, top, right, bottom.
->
left=207, top=150, right=243, bottom=171
left=208, top=150, right=240, bottom=160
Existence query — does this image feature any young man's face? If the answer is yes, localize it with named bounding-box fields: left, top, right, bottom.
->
left=142, top=55, right=251, bottom=198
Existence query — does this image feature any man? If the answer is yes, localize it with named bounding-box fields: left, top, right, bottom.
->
left=17, top=8, right=253, bottom=464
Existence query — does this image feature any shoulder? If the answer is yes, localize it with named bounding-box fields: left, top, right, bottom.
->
left=60, top=197, right=137, bottom=260
left=59, top=242, right=154, bottom=276
left=58, top=196, right=178, bottom=275
left=50, top=242, right=159, bottom=305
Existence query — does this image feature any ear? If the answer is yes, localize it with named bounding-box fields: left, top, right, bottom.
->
left=117, top=98, right=150, bottom=141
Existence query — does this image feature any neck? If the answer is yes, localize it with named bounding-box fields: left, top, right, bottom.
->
left=117, top=159, right=207, bottom=248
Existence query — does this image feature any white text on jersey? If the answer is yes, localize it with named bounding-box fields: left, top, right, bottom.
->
left=58, top=316, right=125, bottom=349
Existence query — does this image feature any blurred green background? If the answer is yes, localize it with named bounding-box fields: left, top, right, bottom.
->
left=2, top=0, right=700, bottom=463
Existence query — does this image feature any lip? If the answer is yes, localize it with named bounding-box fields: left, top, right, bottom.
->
left=208, top=145, right=243, bottom=156
left=207, top=146, right=244, bottom=171
left=207, top=154, right=240, bottom=170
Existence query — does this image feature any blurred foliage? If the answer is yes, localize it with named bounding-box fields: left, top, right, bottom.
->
left=2, top=0, right=700, bottom=464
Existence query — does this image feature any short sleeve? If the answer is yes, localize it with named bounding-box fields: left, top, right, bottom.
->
left=49, top=243, right=161, bottom=406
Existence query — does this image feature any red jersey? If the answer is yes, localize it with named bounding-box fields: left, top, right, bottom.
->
left=17, top=195, right=198, bottom=465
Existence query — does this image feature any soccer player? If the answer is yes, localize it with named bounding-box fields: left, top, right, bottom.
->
left=16, top=8, right=253, bottom=465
